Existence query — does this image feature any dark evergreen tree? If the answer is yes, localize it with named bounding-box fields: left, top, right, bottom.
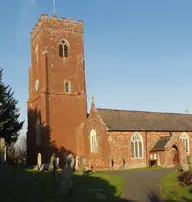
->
left=0, top=68, right=24, bottom=144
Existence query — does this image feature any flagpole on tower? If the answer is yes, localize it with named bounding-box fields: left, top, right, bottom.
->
left=53, top=0, right=57, bottom=16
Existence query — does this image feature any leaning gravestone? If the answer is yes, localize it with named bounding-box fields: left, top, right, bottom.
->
left=49, top=153, right=55, bottom=171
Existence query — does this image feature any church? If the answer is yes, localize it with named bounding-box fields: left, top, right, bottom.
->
left=27, top=13, right=191, bottom=170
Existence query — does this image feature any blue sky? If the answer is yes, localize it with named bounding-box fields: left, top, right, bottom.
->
left=0, top=0, right=192, bottom=133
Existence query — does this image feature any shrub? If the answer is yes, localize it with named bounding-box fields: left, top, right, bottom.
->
left=178, top=171, right=192, bottom=185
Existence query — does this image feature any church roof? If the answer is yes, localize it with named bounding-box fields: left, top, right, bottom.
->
left=150, top=136, right=171, bottom=152
left=96, top=108, right=192, bottom=131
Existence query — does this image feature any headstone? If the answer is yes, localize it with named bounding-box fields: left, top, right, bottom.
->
left=37, top=153, right=42, bottom=170
left=79, top=155, right=86, bottom=175
left=75, top=156, right=79, bottom=170
left=0, top=138, right=5, bottom=148
left=56, top=157, right=59, bottom=168
left=67, top=153, right=74, bottom=169
left=63, top=152, right=67, bottom=169
left=4, top=146, right=6, bottom=162
left=49, top=153, right=55, bottom=171
left=0, top=138, right=6, bottom=164
left=58, top=154, right=73, bottom=194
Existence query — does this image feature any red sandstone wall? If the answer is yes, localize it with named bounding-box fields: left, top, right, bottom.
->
left=27, top=15, right=87, bottom=165
left=108, top=131, right=146, bottom=169
left=86, top=106, right=192, bottom=170
left=107, top=131, right=190, bottom=169
left=86, top=107, right=109, bottom=170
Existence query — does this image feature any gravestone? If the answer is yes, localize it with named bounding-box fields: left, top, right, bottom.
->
left=79, top=155, right=86, bottom=175
left=56, top=157, right=59, bottom=168
left=0, top=138, right=12, bottom=181
left=75, top=156, right=79, bottom=170
left=63, top=152, right=67, bottom=169
left=58, top=154, right=73, bottom=194
left=49, top=153, right=55, bottom=171
left=68, top=153, right=74, bottom=170
left=0, top=138, right=6, bottom=164
left=37, top=153, right=42, bottom=170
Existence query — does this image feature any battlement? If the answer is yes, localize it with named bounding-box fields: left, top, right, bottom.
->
left=31, top=14, right=83, bottom=40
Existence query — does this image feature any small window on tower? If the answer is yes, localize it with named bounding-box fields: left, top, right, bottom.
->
left=59, top=40, right=69, bottom=58
left=64, top=80, right=71, bottom=94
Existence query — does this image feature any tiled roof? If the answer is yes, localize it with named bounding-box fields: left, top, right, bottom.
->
left=96, top=108, right=192, bottom=131
left=151, top=136, right=171, bottom=152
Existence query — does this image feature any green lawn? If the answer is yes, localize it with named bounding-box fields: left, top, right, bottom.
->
left=161, top=170, right=192, bottom=202
left=0, top=166, right=124, bottom=202
left=98, top=166, right=164, bottom=173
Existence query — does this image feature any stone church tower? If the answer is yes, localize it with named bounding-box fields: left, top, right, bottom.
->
left=27, top=14, right=88, bottom=165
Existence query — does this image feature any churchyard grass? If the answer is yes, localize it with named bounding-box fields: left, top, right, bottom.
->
left=0, top=166, right=124, bottom=202
left=98, top=166, right=164, bottom=173
left=160, top=170, right=192, bottom=202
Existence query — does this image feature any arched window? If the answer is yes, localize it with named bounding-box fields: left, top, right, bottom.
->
left=35, top=44, right=39, bottom=64
left=64, top=80, right=71, bottom=94
left=90, top=129, right=98, bottom=153
left=59, top=40, right=69, bottom=58
left=36, top=117, right=41, bottom=146
left=130, top=132, right=144, bottom=159
left=180, top=132, right=190, bottom=154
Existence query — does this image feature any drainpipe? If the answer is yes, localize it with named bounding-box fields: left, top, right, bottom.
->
left=145, top=132, right=148, bottom=167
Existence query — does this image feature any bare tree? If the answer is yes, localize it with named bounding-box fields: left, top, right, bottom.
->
left=14, top=134, right=27, bottom=164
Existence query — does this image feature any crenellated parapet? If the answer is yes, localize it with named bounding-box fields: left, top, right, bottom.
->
left=31, top=14, right=83, bottom=40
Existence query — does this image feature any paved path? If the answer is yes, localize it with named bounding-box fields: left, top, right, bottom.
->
left=108, top=168, right=177, bottom=202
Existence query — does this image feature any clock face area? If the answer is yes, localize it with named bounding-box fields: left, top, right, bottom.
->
left=35, top=79, right=40, bottom=92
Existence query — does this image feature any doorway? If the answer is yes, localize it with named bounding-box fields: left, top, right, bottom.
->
left=172, top=145, right=180, bottom=166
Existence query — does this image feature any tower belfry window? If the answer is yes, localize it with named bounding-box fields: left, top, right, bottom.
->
left=59, top=40, right=68, bottom=58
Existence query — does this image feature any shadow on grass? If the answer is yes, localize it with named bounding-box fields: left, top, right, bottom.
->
left=0, top=166, right=125, bottom=202
left=1, top=166, right=188, bottom=202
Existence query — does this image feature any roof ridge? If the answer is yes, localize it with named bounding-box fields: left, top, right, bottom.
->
left=96, top=108, right=190, bottom=115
